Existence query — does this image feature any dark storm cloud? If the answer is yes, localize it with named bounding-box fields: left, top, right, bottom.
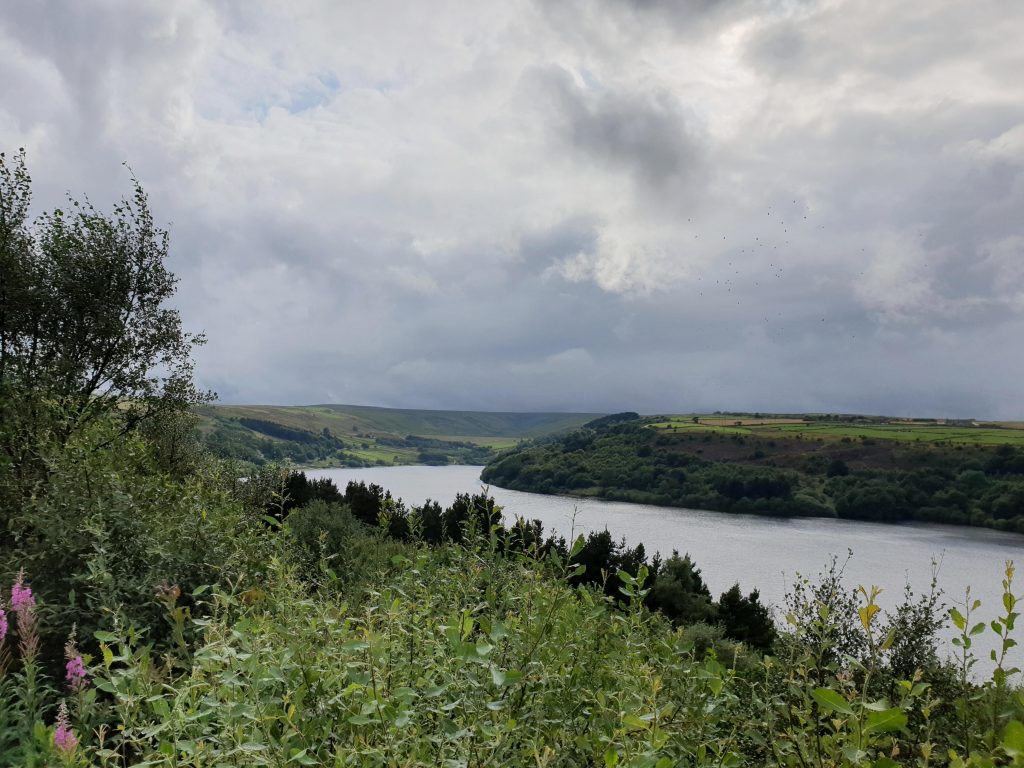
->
left=1, top=0, right=1022, bottom=417
left=529, top=65, right=705, bottom=194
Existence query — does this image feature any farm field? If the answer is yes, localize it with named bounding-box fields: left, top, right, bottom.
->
left=650, top=415, right=1024, bottom=446
left=195, top=403, right=600, bottom=466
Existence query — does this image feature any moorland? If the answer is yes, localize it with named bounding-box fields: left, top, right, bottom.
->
left=481, top=412, right=1024, bottom=531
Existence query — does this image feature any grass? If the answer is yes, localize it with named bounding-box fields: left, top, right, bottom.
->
left=196, top=404, right=602, bottom=466
left=650, top=415, right=1024, bottom=446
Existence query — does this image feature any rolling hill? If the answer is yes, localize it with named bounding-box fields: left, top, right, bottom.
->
left=196, top=403, right=602, bottom=467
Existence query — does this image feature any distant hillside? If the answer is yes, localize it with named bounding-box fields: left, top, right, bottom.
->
left=481, top=412, right=1024, bottom=531
left=196, top=403, right=602, bottom=467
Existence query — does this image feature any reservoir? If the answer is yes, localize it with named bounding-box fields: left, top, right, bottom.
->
left=306, top=464, right=1024, bottom=669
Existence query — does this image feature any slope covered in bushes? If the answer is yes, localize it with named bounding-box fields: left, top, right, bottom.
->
left=481, top=419, right=1024, bottom=530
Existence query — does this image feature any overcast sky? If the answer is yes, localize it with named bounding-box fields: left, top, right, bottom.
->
left=2, top=1, right=1022, bottom=418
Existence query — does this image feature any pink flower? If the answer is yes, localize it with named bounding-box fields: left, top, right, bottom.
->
left=65, top=655, right=87, bottom=690
left=53, top=701, right=78, bottom=754
left=13, top=576, right=39, bottom=660
left=10, top=569, right=35, bottom=613
left=0, top=606, right=7, bottom=645
left=64, top=627, right=88, bottom=690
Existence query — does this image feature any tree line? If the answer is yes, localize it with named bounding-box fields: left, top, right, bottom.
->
left=481, top=420, right=1024, bottom=531
left=278, top=470, right=777, bottom=651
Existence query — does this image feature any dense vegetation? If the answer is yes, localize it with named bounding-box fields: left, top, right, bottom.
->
left=197, top=404, right=598, bottom=467
left=4, top=151, right=1024, bottom=766
left=482, top=416, right=1024, bottom=531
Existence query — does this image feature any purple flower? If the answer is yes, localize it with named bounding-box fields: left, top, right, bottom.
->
left=13, top=580, right=39, bottom=660
left=65, top=655, right=87, bottom=689
left=0, top=607, right=7, bottom=645
left=10, top=569, right=35, bottom=613
left=53, top=701, right=78, bottom=754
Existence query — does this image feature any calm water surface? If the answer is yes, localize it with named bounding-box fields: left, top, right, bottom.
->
left=307, top=464, right=1024, bottom=668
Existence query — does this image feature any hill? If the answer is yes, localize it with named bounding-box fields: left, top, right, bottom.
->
left=196, top=403, right=602, bottom=466
left=481, top=412, right=1024, bottom=531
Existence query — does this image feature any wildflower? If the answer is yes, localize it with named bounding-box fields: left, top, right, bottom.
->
left=155, top=581, right=181, bottom=605
left=63, top=626, right=88, bottom=690
left=0, top=604, right=7, bottom=645
left=12, top=570, right=39, bottom=660
left=53, top=701, right=78, bottom=755
left=65, top=654, right=87, bottom=689
left=10, top=569, right=35, bottom=613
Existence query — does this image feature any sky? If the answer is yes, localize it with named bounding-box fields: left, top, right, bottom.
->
left=2, top=1, right=1022, bottom=418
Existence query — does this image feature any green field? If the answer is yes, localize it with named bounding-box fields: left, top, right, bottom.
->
left=650, top=415, right=1024, bottom=446
left=196, top=403, right=601, bottom=467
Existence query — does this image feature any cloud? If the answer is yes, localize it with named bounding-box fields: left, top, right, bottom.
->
left=530, top=65, right=705, bottom=194
left=1, top=0, right=1022, bottom=417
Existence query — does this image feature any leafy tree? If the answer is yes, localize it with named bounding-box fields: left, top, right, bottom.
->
left=0, top=149, right=210, bottom=479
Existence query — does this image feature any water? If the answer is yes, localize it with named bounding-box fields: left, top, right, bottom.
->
left=306, top=464, right=1024, bottom=670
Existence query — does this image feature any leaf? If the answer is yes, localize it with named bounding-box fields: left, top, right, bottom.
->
left=488, top=621, right=508, bottom=642
left=570, top=534, right=586, bottom=558
left=858, top=603, right=880, bottom=631
left=476, top=638, right=493, bottom=656
left=490, top=666, right=506, bottom=687
left=341, top=640, right=369, bottom=652
left=865, top=708, right=907, bottom=734
left=841, top=747, right=867, bottom=763
left=812, top=688, right=853, bottom=715
left=880, top=629, right=895, bottom=651
left=622, top=713, right=651, bottom=731
left=1002, top=719, right=1024, bottom=757
left=288, top=749, right=317, bottom=766
left=949, top=607, right=966, bottom=630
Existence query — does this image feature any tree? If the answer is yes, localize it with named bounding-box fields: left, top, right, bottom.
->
left=647, top=551, right=717, bottom=626
left=718, top=584, right=776, bottom=652
left=0, top=149, right=210, bottom=475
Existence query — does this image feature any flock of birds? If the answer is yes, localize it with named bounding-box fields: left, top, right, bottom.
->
left=680, top=199, right=885, bottom=344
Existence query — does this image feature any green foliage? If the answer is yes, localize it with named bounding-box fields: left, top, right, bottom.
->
left=4, top=518, right=1023, bottom=767
left=284, top=500, right=366, bottom=582
left=648, top=552, right=717, bottom=627
left=718, top=585, right=777, bottom=653
left=5, top=154, right=1024, bottom=766
left=482, top=419, right=1024, bottom=531
left=1, top=418, right=272, bottom=657
left=196, top=403, right=600, bottom=467
left=0, top=149, right=210, bottom=480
